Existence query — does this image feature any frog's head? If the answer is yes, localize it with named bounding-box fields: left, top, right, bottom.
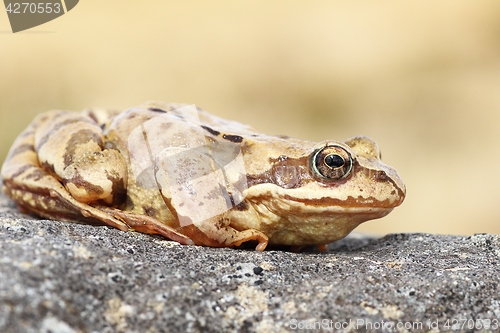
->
left=243, top=136, right=406, bottom=246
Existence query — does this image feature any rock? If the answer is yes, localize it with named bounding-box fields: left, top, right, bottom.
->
left=1, top=191, right=500, bottom=333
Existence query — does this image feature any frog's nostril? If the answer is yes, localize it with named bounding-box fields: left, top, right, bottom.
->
left=363, top=168, right=388, bottom=182
left=373, top=170, right=389, bottom=182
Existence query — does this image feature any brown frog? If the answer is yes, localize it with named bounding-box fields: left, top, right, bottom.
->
left=1, top=102, right=405, bottom=251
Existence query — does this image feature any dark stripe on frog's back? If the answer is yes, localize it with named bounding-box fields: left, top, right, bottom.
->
left=23, top=167, right=53, bottom=182
left=7, top=163, right=52, bottom=183
left=17, top=128, right=35, bottom=140
left=201, top=125, right=220, bottom=136
left=63, top=129, right=104, bottom=167
left=36, top=118, right=97, bottom=152
left=9, top=164, right=36, bottom=180
left=148, top=107, right=168, bottom=113
left=222, top=134, right=243, bottom=143
left=200, top=125, right=245, bottom=144
left=5, top=143, right=35, bottom=161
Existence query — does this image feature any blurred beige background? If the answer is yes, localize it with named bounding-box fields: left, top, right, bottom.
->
left=1, top=0, right=500, bottom=237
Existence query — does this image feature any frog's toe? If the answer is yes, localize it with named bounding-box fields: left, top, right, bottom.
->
left=231, top=230, right=269, bottom=251
left=179, top=223, right=269, bottom=250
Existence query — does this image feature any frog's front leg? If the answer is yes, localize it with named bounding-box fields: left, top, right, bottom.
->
left=173, top=213, right=269, bottom=251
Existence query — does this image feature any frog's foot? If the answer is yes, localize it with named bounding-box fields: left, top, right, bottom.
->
left=1, top=110, right=130, bottom=232
left=2, top=160, right=129, bottom=232
left=222, top=228, right=269, bottom=251
left=238, top=230, right=269, bottom=251
left=180, top=220, right=269, bottom=251
left=4, top=184, right=130, bottom=232
left=95, top=206, right=195, bottom=246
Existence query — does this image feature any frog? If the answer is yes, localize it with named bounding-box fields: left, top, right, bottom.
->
left=1, top=101, right=405, bottom=251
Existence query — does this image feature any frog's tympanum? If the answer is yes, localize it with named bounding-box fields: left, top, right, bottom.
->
left=1, top=102, right=405, bottom=251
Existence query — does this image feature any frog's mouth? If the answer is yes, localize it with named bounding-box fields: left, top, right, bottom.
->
left=268, top=195, right=397, bottom=221
left=244, top=183, right=405, bottom=214
left=283, top=193, right=405, bottom=211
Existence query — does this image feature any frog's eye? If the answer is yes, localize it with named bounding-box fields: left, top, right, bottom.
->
left=311, top=145, right=353, bottom=181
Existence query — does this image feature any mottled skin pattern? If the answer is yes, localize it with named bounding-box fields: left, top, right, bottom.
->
left=1, top=102, right=406, bottom=250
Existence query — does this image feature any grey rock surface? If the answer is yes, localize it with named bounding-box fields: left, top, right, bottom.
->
left=1, top=191, right=500, bottom=333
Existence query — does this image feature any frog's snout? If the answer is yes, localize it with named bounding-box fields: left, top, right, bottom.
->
left=379, top=166, right=406, bottom=207
left=357, top=161, right=406, bottom=208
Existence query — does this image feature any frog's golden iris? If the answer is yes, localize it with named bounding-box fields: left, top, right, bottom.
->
left=311, top=145, right=353, bottom=181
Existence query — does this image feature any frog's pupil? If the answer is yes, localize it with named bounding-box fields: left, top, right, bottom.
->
left=325, top=154, right=344, bottom=169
